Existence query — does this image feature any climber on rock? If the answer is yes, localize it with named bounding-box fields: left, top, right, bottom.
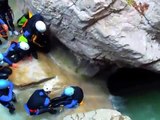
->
left=0, top=79, right=17, bottom=114
left=24, top=83, right=57, bottom=115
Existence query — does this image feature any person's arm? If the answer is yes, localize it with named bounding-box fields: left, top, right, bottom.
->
left=0, top=19, right=8, bottom=32
left=23, top=30, right=31, bottom=38
left=65, top=100, right=78, bottom=108
left=0, top=82, right=13, bottom=102
left=3, top=55, right=13, bottom=66
left=0, top=19, right=5, bottom=24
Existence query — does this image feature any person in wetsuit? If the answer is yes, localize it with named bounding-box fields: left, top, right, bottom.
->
left=21, top=13, right=47, bottom=59
left=0, top=79, right=17, bottom=114
left=0, top=0, right=19, bottom=36
left=0, top=41, right=30, bottom=67
left=24, top=83, right=57, bottom=115
left=50, top=86, right=84, bottom=109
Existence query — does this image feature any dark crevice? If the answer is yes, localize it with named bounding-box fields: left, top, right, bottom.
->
left=106, top=67, right=160, bottom=96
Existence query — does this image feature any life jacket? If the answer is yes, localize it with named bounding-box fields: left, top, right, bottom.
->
left=26, top=89, right=50, bottom=109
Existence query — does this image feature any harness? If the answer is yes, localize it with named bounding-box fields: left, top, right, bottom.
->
left=29, top=109, right=38, bottom=113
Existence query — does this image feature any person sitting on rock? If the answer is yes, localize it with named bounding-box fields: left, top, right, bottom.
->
left=0, top=0, right=19, bottom=36
left=50, top=86, right=84, bottom=109
left=0, top=54, right=12, bottom=79
left=1, top=41, right=30, bottom=67
left=0, top=18, right=8, bottom=44
left=0, top=79, right=17, bottom=114
left=24, top=83, right=57, bottom=115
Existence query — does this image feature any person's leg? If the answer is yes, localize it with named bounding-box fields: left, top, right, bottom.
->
left=5, top=10, right=19, bottom=36
left=0, top=73, right=9, bottom=79
left=50, top=96, right=71, bottom=108
left=38, top=107, right=57, bottom=115
left=0, top=101, right=15, bottom=114
left=12, top=92, right=17, bottom=103
left=7, top=102, right=15, bottom=114
left=1, top=66, right=12, bottom=75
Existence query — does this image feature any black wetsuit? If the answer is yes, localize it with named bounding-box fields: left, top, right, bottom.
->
left=0, top=0, right=15, bottom=32
left=50, top=86, right=84, bottom=108
left=25, top=89, right=56, bottom=115
left=0, top=66, right=12, bottom=79
left=0, top=81, right=16, bottom=114
left=23, top=13, right=44, bottom=40
left=22, top=14, right=45, bottom=59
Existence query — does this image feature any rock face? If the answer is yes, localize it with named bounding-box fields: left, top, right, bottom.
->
left=24, top=0, right=160, bottom=72
left=63, top=109, right=131, bottom=120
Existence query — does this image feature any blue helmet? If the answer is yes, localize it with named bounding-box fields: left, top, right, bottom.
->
left=0, top=80, right=10, bottom=89
left=64, top=86, right=74, bottom=96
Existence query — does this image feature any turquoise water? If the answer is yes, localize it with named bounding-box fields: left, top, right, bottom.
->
left=110, top=89, right=160, bottom=120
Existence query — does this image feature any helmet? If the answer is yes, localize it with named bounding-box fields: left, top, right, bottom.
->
left=43, top=83, right=53, bottom=93
left=18, top=35, right=28, bottom=43
left=0, top=80, right=10, bottom=89
left=19, top=42, right=30, bottom=51
left=35, top=21, right=46, bottom=33
left=64, top=86, right=74, bottom=96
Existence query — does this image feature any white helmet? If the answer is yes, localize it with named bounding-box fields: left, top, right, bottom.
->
left=43, top=83, right=53, bottom=93
left=35, top=21, right=46, bottom=33
left=19, top=42, right=30, bottom=51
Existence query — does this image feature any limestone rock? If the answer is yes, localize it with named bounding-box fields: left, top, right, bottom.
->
left=63, top=109, right=131, bottom=120
left=9, top=53, right=55, bottom=86
left=26, top=0, right=160, bottom=71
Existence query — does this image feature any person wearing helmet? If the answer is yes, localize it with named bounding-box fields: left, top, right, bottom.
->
left=1, top=41, right=30, bottom=66
left=0, top=79, right=17, bottom=114
left=24, top=83, right=57, bottom=115
left=21, top=13, right=47, bottom=59
left=49, top=86, right=84, bottom=109
left=22, top=13, right=46, bottom=40
left=0, top=53, right=12, bottom=79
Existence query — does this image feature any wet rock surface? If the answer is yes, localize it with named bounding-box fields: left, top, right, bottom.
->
left=63, top=109, right=131, bottom=120
left=0, top=0, right=132, bottom=120
left=26, top=0, right=160, bottom=72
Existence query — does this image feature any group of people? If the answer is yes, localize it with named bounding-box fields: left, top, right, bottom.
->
left=0, top=78, right=84, bottom=115
left=0, top=0, right=84, bottom=116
